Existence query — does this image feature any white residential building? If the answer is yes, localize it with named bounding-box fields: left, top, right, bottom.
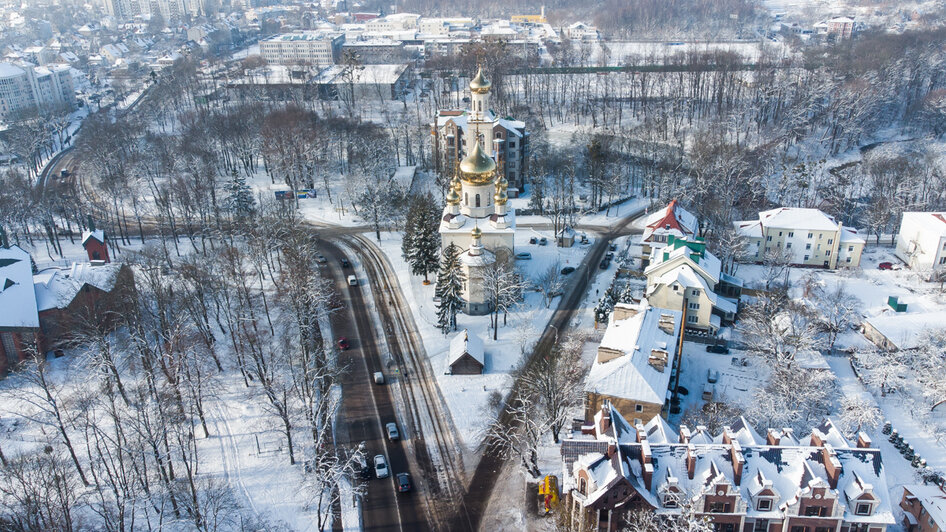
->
left=895, top=212, right=946, bottom=271
left=259, top=32, right=345, bottom=66
left=734, top=207, right=865, bottom=268
left=0, top=62, right=75, bottom=119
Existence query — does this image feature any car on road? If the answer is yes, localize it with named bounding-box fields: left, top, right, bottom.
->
left=341, top=258, right=351, bottom=268
left=396, top=472, right=412, bottom=493
left=609, top=243, right=617, bottom=252
left=599, top=259, right=610, bottom=270
left=561, top=266, right=576, bottom=275
left=706, top=344, right=730, bottom=354
left=316, top=255, right=327, bottom=264
left=374, top=455, right=390, bottom=479
left=337, top=337, right=350, bottom=350
left=373, top=371, right=385, bottom=384
left=347, top=275, right=358, bottom=286
left=529, top=237, right=538, bottom=244
left=515, top=252, right=532, bottom=260
left=386, top=422, right=399, bottom=441
left=878, top=262, right=893, bottom=270
left=605, top=252, right=614, bottom=261
left=539, top=237, right=548, bottom=246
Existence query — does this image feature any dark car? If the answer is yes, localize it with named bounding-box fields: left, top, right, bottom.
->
left=539, top=237, right=548, bottom=246
left=529, top=237, right=538, bottom=244
left=396, top=472, right=412, bottom=493
left=337, top=337, right=350, bottom=350
left=561, top=266, right=576, bottom=275
left=599, top=259, right=610, bottom=270
left=605, top=252, right=614, bottom=261
left=706, top=344, right=730, bottom=354
left=341, top=258, right=351, bottom=268
left=609, top=243, right=617, bottom=252
left=878, top=262, right=893, bottom=270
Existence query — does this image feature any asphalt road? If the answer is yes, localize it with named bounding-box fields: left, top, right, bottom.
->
left=321, top=239, right=430, bottom=532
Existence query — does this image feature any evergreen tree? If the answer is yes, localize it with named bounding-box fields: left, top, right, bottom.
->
left=402, top=194, right=442, bottom=282
left=435, top=243, right=465, bottom=334
left=224, top=168, right=256, bottom=220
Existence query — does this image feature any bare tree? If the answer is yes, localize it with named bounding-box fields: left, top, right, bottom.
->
left=521, top=334, right=586, bottom=443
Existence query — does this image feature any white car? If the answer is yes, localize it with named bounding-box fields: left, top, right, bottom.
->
left=374, top=454, right=389, bottom=479
left=347, top=275, right=358, bottom=286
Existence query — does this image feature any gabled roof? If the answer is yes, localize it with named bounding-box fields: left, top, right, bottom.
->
left=448, top=328, right=484, bottom=367
left=33, top=263, right=123, bottom=312
left=903, top=485, right=946, bottom=529
left=645, top=241, right=722, bottom=286
left=82, top=229, right=105, bottom=245
left=0, top=246, right=39, bottom=329
left=756, top=207, right=840, bottom=232
left=642, top=200, right=698, bottom=243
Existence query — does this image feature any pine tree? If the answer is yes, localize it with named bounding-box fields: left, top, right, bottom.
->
left=402, top=194, right=442, bottom=282
left=225, top=168, right=256, bottom=220
left=436, top=243, right=465, bottom=334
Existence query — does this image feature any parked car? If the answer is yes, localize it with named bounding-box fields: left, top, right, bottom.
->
left=609, top=243, right=617, bottom=251
left=515, top=252, right=532, bottom=260
left=396, top=472, right=412, bottom=493
left=706, top=344, right=729, bottom=354
left=605, top=252, right=614, bottom=261
left=340, top=258, right=351, bottom=268
left=878, top=262, right=893, bottom=270
left=337, top=337, right=350, bottom=350
left=347, top=275, right=358, bottom=286
left=561, top=266, right=576, bottom=275
left=316, top=255, right=327, bottom=264
left=707, top=369, right=720, bottom=383
left=580, top=234, right=590, bottom=244
left=529, top=237, right=538, bottom=244
left=386, top=422, right=399, bottom=441
left=539, top=237, right=548, bottom=246
left=599, top=259, right=610, bottom=270
left=373, top=371, right=385, bottom=384
left=374, top=455, right=389, bottom=479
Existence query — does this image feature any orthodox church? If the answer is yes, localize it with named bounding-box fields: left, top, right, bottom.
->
left=439, top=75, right=517, bottom=316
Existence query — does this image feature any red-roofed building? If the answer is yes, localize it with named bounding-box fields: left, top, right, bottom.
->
left=640, top=200, right=698, bottom=267
left=82, top=229, right=109, bottom=263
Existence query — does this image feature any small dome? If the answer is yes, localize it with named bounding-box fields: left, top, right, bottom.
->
left=493, top=189, right=507, bottom=205
left=496, top=175, right=509, bottom=190
left=469, top=67, right=491, bottom=93
left=446, top=187, right=460, bottom=205
left=471, top=225, right=482, bottom=238
left=459, top=141, right=496, bottom=176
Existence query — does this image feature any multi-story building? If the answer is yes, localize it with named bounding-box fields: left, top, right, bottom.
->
left=433, top=68, right=529, bottom=193
left=341, top=38, right=407, bottom=64
left=734, top=207, right=865, bottom=269
left=0, top=62, right=75, bottom=119
left=644, top=236, right=741, bottom=334
left=260, top=32, right=345, bottom=66
left=895, top=212, right=946, bottom=272
left=900, top=485, right=946, bottom=532
left=584, top=302, right=681, bottom=426
left=561, top=402, right=895, bottom=532
left=365, top=13, right=420, bottom=33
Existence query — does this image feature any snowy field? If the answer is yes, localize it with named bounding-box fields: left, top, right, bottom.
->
left=591, top=40, right=788, bottom=66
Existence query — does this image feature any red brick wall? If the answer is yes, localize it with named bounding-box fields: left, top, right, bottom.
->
left=84, top=239, right=109, bottom=263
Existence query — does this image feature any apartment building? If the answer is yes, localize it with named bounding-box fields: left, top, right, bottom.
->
left=895, top=212, right=946, bottom=272
left=0, top=62, right=75, bottom=119
left=260, top=32, right=345, bottom=66
left=734, top=207, right=865, bottom=268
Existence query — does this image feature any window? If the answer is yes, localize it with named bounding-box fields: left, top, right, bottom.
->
left=756, top=499, right=771, bottom=511
left=941, top=257, right=946, bottom=265
left=786, top=242, right=792, bottom=249
left=805, top=243, right=811, bottom=250
left=635, top=404, right=643, bottom=412
left=818, top=233, right=823, bottom=239
left=689, top=302, right=700, bottom=310
left=825, top=250, right=831, bottom=256
left=475, top=194, right=481, bottom=207
left=673, top=285, right=679, bottom=291
left=804, top=505, right=826, bottom=517
left=663, top=495, right=678, bottom=508
left=848, top=245, right=854, bottom=252
left=788, top=232, right=794, bottom=237
left=827, top=239, right=833, bottom=245
left=855, top=503, right=871, bottom=515
left=1, top=333, right=18, bottom=365
left=766, top=235, right=772, bottom=242
left=465, top=193, right=468, bottom=205
left=687, top=315, right=699, bottom=323
left=846, top=257, right=851, bottom=263
left=579, top=477, right=587, bottom=495
left=778, top=232, right=783, bottom=237
left=753, top=520, right=769, bottom=532
left=713, top=524, right=734, bottom=532
left=691, top=289, right=700, bottom=296
left=790, top=527, right=806, bottom=532
left=708, top=501, right=728, bottom=512
left=804, top=255, right=810, bottom=261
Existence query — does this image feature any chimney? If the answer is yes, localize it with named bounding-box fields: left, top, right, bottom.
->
left=648, top=349, right=668, bottom=372
left=857, top=432, right=872, bottom=449
left=612, top=303, right=638, bottom=321
left=822, top=444, right=842, bottom=489
left=657, top=313, right=676, bottom=335
left=766, top=429, right=780, bottom=446
left=641, top=441, right=653, bottom=490
left=598, top=403, right=611, bottom=435
left=810, top=431, right=824, bottom=448
left=636, top=424, right=646, bottom=443
left=679, top=425, right=691, bottom=444
left=730, top=441, right=745, bottom=485
left=606, top=441, right=617, bottom=458
left=686, top=444, right=696, bottom=479
left=721, top=426, right=734, bottom=445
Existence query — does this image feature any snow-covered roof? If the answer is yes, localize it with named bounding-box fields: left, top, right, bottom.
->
left=585, top=303, right=681, bottom=405
left=642, top=200, right=698, bottom=243
left=448, top=328, right=484, bottom=367
left=903, top=485, right=946, bottom=530
left=0, top=62, right=25, bottom=77
left=734, top=220, right=763, bottom=239
left=865, top=311, right=946, bottom=350
left=900, top=212, right=946, bottom=237
left=459, top=246, right=495, bottom=267
left=757, top=207, right=840, bottom=232
left=0, top=246, right=39, bottom=329
left=313, top=63, right=409, bottom=85
left=82, top=229, right=105, bottom=244
left=33, top=262, right=122, bottom=312
left=645, top=239, right=721, bottom=286
left=562, top=405, right=895, bottom=526
left=840, top=227, right=865, bottom=244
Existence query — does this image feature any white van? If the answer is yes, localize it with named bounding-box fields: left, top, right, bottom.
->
left=373, top=371, right=384, bottom=384
left=347, top=275, right=357, bottom=286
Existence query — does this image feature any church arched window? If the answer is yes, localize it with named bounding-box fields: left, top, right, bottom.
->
left=475, top=194, right=481, bottom=207
left=465, top=192, right=469, bottom=205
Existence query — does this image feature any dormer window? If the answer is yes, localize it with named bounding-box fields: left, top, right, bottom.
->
left=855, top=502, right=872, bottom=516
left=756, top=498, right=772, bottom=511
left=663, top=495, right=678, bottom=508
left=579, top=477, right=587, bottom=495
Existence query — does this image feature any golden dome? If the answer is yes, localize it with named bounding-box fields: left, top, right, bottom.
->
left=471, top=225, right=482, bottom=238
left=469, top=67, right=491, bottom=94
left=446, top=186, right=460, bottom=205
left=494, top=189, right=507, bottom=205
left=459, top=141, right=496, bottom=184
left=496, top=175, right=509, bottom=190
